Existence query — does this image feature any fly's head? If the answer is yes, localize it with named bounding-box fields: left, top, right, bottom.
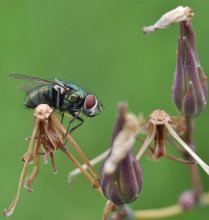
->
left=83, top=94, right=102, bottom=117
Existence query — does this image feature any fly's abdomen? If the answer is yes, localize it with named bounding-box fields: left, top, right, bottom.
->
left=25, top=85, right=54, bottom=108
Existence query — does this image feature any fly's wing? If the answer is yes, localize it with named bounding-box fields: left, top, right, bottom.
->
left=10, top=73, right=70, bottom=93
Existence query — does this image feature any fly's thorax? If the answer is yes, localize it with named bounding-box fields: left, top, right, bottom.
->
left=61, top=91, right=85, bottom=111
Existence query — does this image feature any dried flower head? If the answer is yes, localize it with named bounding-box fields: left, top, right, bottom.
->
left=136, top=109, right=209, bottom=175
left=4, top=104, right=99, bottom=216
left=143, top=6, right=193, bottom=34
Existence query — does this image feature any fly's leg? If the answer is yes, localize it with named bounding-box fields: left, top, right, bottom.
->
left=67, top=111, right=84, bottom=134
left=51, top=89, right=65, bottom=124
left=61, top=112, right=65, bottom=124
left=63, top=112, right=83, bottom=144
left=68, top=116, right=84, bottom=134
left=55, top=88, right=61, bottom=109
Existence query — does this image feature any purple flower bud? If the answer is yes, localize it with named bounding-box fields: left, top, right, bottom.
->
left=179, top=191, right=195, bottom=210
left=100, top=151, right=142, bottom=206
left=100, top=103, right=143, bottom=206
left=172, top=21, right=207, bottom=117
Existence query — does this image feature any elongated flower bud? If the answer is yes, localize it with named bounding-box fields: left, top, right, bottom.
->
left=100, top=103, right=143, bottom=206
left=172, top=21, right=207, bottom=117
left=101, top=151, right=142, bottom=206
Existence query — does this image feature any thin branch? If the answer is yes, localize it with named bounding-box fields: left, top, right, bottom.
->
left=68, top=149, right=109, bottom=183
left=134, top=192, right=209, bottom=219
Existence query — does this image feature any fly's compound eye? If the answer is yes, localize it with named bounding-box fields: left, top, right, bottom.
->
left=83, top=95, right=97, bottom=117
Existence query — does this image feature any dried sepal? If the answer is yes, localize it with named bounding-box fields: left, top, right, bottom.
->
left=24, top=156, right=40, bottom=192
left=104, top=112, right=145, bottom=174
left=143, top=6, right=193, bottom=34
left=136, top=110, right=171, bottom=160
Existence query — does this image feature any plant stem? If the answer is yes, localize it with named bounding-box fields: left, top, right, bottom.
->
left=114, top=205, right=134, bottom=220
left=183, top=117, right=202, bottom=201
left=134, top=191, right=209, bottom=219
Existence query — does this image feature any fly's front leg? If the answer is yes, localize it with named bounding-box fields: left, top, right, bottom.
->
left=69, top=116, right=84, bottom=134
left=66, top=111, right=84, bottom=135
left=55, top=88, right=61, bottom=109
left=63, top=112, right=83, bottom=144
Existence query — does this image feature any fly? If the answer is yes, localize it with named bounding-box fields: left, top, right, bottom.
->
left=10, top=74, right=102, bottom=133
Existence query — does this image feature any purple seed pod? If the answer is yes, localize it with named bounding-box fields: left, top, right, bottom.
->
left=172, top=21, right=207, bottom=117
left=100, top=103, right=143, bottom=206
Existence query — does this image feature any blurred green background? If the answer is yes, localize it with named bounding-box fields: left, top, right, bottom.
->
left=0, top=0, right=209, bottom=219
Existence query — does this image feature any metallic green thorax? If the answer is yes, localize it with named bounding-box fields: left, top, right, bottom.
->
left=61, top=81, right=88, bottom=111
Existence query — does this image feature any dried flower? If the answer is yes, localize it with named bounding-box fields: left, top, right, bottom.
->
left=4, top=104, right=99, bottom=216
left=172, top=21, right=207, bottom=117
left=100, top=103, right=143, bottom=206
left=136, top=109, right=209, bottom=175
left=143, top=6, right=193, bottom=34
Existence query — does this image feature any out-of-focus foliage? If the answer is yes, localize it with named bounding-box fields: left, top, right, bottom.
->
left=0, top=1, right=208, bottom=219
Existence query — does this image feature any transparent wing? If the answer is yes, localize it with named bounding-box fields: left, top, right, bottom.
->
left=10, top=73, right=69, bottom=92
